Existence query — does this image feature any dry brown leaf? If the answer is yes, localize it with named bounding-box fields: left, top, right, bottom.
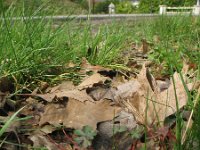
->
left=63, top=99, right=120, bottom=129
left=39, top=103, right=65, bottom=126
left=114, top=80, right=141, bottom=100
left=40, top=125, right=56, bottom=134
left=37, top=93, right=56, bottom=102
left=140, top=39, right=149, bottom=54
left=39, top=99, right=121, bottom=130
left=37, top=89, right=94, bottom=103
left=88, top=86, right=111, bottom=101
left=83, top=65, right=188, bottom=125
left=111, top=75, right=127, bottom=88
left=88, top=80, right=141, bottom=102
left=127, top=65, right=188, bottom=125
left=31, top=87, right=39, bottom=95
left=80, top=57, right=109, bottom=74
left=187, top=80, right=200, bottom=91
left=39, top=81, right=49, bottom=91
left=29, top=134, right=57, bottom=150
left=67, top=60, right=76, bottom=68
left=78, top=73, right=109, bottom=89
left=156, top=79, right=171, bottom=92
left=159, top=72, right=188, bottom=118
left=49, top=81, right=75, bottom=93
left=0, top=91, right=7, bottom=108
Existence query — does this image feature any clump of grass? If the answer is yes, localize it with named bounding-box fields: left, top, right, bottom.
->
left=138, top=15, right=200, bottom=68
left=0, top=3, right=69, bottom=85
left=65, top=22, right=133, bottom=65
left=0, top=1, right=133, bottom=88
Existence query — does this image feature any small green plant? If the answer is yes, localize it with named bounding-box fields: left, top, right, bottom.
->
left=73, top=125, right=97, bottom=148
left=130, top=126, right=144, bottom=139
left=113, top=125, right=127, bottom=135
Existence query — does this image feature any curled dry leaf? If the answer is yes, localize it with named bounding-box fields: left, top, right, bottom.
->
left=78, top=73, right=109, bottom=90
left=128, top=66, right=188, bottom=125
left=39, top=98, right=121, bottom=130
left=80, top=57, right=110, bottom=74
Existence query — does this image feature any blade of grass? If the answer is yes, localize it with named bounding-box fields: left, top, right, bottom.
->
left=0, top=106, right=25, bottom=137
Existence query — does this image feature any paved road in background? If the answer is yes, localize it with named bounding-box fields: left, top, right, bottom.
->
left=3, top=13, right=191, bottom=22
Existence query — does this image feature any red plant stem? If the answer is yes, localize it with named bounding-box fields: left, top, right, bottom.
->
left=45, top=134, right=66, bottom=150
left=62, top=129, right=80, bottom=149
left=130, top=140, right=138, bottom=150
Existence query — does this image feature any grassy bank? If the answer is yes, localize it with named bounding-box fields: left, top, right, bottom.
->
left=0, top=3, right=200, bottom=148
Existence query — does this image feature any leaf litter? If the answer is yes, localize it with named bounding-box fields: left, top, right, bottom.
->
left=0, top=57, right=199, bottom=150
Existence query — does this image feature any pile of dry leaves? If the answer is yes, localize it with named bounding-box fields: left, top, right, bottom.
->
left=0, top=57, right=199, bottom=150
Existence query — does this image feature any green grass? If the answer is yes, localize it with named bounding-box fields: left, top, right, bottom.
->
left=0, top=106, right=25, bottom=137
left=1, top=0, right=88, bottom=15
left=0, top=4, right=69, bottom=85
left=0, top=2, right=133, bottom=88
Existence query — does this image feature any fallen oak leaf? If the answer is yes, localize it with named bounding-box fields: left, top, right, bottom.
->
left=37, top=90, right=94, bottom=103
left=78, top=73, right=109, bottom=90
left=80, top=57, right=110, bottom=74
left=36, top=93, right=56, bottom=102
left=48, top=81, right=75, bottom=93
left=39, top=98, right=121, bottom=130
left=39, top=103, right=65, bottom=126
